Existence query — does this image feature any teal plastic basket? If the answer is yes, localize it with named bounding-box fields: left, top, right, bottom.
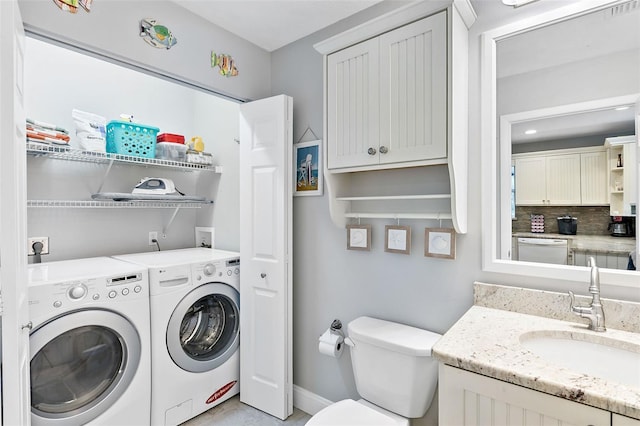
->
left=106, top=120, right=159, bottom=158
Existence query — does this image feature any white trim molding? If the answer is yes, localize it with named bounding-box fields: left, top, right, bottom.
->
left=293, top=385, right=333, bottom=416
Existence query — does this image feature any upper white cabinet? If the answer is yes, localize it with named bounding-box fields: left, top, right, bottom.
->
left=327, top=13, right=447, bottom=170
left=315, top=1, right=475, bottom=233
left=514, top=147, right=608, bottom=206
left=515, top=154, right=581, bottom=205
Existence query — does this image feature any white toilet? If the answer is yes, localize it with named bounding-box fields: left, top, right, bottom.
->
left=307, top=316, right=442, bottom=426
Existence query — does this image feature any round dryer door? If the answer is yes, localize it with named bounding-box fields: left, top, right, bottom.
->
left=167, top=282, right=239, bottom=373
left=30, top=310, right=141, bottom=426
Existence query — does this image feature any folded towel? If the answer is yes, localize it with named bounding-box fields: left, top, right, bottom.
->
left=26, top=118, right=68, bottom=134
left=26, top=131, right=70, bottom=145
left=26, top=126, right=70, bottom=142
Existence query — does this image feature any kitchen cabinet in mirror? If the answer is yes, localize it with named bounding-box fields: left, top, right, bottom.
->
left=481, top=0, right=639, bottom=289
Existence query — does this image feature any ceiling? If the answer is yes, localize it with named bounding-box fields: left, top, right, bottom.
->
left=511, top=106, right=636, bottom=144
left=497, top=1, right=640, bottom=79
left=170, top=0, right=384, bottom=52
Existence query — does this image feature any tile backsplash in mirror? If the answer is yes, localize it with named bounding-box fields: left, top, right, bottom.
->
left=513, top=206, right=613, bottom=235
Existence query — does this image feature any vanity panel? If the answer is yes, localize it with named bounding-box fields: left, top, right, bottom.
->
left=439, top=365, right=610, bottom=426
left=614, top=414, right=640, bottom=426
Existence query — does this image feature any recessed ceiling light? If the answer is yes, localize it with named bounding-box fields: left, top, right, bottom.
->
left=502, top=0, right=539, bottom=7
left=525, top=129, right=537, bottom=135
left=615, top=106, right=631, bottom=111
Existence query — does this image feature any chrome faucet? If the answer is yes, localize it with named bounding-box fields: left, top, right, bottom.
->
left=568, top=257, right=606, bottom=332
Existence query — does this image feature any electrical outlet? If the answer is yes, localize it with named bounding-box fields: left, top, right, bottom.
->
left=28, top=237, right=50, bottom=255
left=149, top=231, right=158, bottom=245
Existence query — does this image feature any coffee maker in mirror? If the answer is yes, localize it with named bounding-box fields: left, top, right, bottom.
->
left=608, top=216, right=636, bottom=237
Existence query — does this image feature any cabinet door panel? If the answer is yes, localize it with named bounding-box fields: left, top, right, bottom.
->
left=439, top=365, right=610, bottom=426
left=581, top=151, right=608, bottom=205
left=379, top=12, right=447, bottom=164
left=546, top=154, right=581, bottom=205
left=614, top=414, right=640, bottom=426
left=515, top=157, right=547, bottom=205
left=327, top=39, right=379, bottom=169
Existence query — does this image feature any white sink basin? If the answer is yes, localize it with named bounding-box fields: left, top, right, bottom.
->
left=520, top=330, right=640, bottom=389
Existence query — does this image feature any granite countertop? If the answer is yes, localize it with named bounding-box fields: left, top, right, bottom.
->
left=513, top=232, right=636, bottom=254
left=432, top=283, right=640, bottom=419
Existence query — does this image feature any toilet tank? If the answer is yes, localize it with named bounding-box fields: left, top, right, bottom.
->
left=347, top=316, right=442, bottom=418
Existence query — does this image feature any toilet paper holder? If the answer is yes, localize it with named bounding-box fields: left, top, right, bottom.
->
left=330, top=319, right=345, bottom=338
left=319, top=319, right=347, bottom=358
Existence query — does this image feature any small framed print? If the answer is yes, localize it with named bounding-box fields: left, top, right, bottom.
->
left=384, top=225, right=411, bottom=255
left=294, top=140, right=323, bottom=196
left=346, top=224, right=371, bottom=251
left=425, top=228, right=456, bottom=259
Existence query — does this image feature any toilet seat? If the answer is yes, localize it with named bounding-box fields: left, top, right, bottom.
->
left=306, top=399, right=409, bottom=426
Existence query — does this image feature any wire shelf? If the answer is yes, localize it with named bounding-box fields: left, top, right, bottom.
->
left=27, top=200, right=210, bottom=209
left=26, top=142, right=221, bottom=172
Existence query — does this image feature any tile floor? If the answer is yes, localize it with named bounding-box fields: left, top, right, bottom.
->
left=182, top=395, right=311, bottom=426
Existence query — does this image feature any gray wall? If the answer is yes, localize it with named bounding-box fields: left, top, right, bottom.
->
left=19, top=0, right=271, bottom=102
left=270, top=3, right=469, bottom=411
left=498, top=49, right=640, bottom=116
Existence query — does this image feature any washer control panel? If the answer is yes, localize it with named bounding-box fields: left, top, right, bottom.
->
left=192, top=257, right=240, bottom=286
left=29, top=271, right=147, bottom=317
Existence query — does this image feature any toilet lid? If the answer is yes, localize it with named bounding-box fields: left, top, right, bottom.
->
left=307, top=399, right=403, bottom=426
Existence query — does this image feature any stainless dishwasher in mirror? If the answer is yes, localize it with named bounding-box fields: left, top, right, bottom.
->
left=517, top=238, right=568, bottom=265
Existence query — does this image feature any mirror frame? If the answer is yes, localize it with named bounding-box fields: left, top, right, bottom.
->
left=480, top=0, right=640, bottom=289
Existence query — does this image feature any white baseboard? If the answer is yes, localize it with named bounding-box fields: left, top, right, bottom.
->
left=293, top=385, right=333, bottom=416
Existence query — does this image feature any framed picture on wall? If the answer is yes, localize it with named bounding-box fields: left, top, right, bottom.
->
left=346, top=224, right=371, bottom=251
left=294, top=140, right=323, bottom=196
left=384, top=225, right=411, bottom=255
left=425, top=228, right=456, bottom=259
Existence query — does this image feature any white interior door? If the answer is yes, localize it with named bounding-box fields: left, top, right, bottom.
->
left=0, top=0, right=31, bottom=423
left=239, top=94, right=293, bottom=420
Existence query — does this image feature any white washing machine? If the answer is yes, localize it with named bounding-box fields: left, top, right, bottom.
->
left=27, top=257, right=150, bottom=426
left=113, top=248, right=240, bottom=426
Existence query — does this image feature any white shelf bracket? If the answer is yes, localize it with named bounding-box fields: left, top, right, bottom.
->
left=95, top=158, right=115, bottom=194
left=163, top=206, right=181, bottom=235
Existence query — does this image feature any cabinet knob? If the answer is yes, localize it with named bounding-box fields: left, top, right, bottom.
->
left=379, top=146, right=388, bottom=154
left=367, top=147, right=377, bottom=155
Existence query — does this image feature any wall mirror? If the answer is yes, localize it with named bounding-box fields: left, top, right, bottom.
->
left=481, top=0, right=640, bottom=289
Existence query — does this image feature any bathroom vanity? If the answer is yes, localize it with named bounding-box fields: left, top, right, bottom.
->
left=433, top=283, right=640, bottom=425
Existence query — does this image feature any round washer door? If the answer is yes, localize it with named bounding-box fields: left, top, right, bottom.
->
left=30, top=309, right=141, bottom=426
left=167, top=282, right=239, bottom=373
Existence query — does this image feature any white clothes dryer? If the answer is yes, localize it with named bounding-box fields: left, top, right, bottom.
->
left=27, top=257, right=150, bottom=426
left=113, top=248, right=240, bottom=426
